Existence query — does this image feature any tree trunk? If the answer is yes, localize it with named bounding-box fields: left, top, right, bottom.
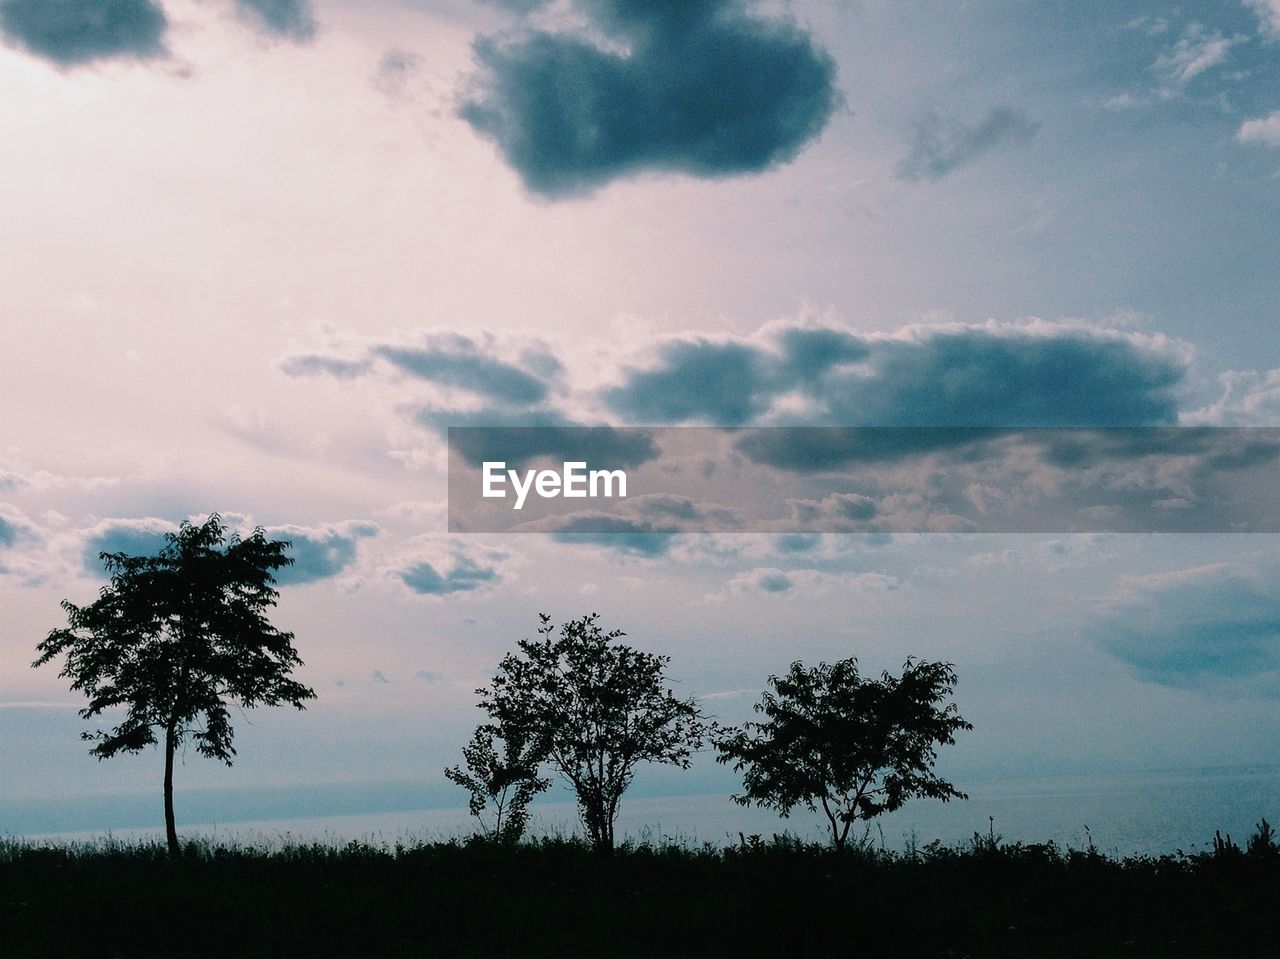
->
left=584, top=796, right=613, bottom=854
left=163, top=719, right=179, bottom=858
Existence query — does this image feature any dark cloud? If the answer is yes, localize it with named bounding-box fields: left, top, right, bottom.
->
left=82, top=518, right=376, bottom=584
left=81, top=518, right=175, bottom=573
left=374, top=344, right=550, bottom=405
left=607, top=324, right=1188, bottom=431
left=279, top=332, right=562, bottom=411
left=630, top=494, right=740, bottom=529
left=268, top=521, right=379, bottom=586
left=447, top=424, right=660, bottom=470
left=632, top=495, right=705, bottom=522
left=829, top=328, right=1183, bottom=426
left=459, top=0, right=839, bottom=197
left=754, top=570, right=794, bottom=593
left=399, top=555, right=499, bottom=596
left=1092, top=560, right=1280, bottom=693
left=604, top=328, right=869, bottom=424
left=774, top=326, right=870, bottom=379
left=1037, top=428, right=1280, bottom=473
left=774, top=532, right=821, bottom=554
left=604, top=340, right=772, bottom=425
left=736, top=427, right=997, bottom=473
left=897, top=107, right=1039, bottom=182
left=548, top=514, right=676, bottom=556
left=0, top=0, right=167, bottom=67
left=236, top=0, right=316, bottom=41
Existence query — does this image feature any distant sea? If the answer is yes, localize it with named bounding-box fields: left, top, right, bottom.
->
left=12, top=765, right=1278, bottom=857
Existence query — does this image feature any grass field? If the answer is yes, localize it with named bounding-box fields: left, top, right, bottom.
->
left=2, top=823, right=1277, bottom=957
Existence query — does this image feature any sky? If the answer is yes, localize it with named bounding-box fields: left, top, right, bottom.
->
left=1, top=0, right=1279, bottom=839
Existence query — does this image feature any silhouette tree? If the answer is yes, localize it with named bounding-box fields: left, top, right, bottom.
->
left=716, top=657, right=971, bottom=851
left=445, top=723, right=548, bottom=843
left=33, top=514, right=315, bottom=857
left=477, top=613, right=707, bottom=853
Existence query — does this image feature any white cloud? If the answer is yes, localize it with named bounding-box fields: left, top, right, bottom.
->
left=1237, top=111, right=1280, bottom=148
left=1151, top=24, right=1239, bottom=90
left=1184, top=368, right=1280, bottom=425
left=1245, top=0, right=1280, bottom=41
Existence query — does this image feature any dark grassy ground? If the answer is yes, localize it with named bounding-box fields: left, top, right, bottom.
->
left=2, top=825, right=1277, bottom=958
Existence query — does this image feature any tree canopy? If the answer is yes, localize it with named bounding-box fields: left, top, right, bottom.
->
left=476, top=613, right=708, bottom=852
left=716, top=657, right=971, bottom=850
left=33, top=513, right=314, bottom=856
left=445, top=723, right=549, bottom=844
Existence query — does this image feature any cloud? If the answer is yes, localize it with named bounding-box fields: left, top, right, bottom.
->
left=548, top=514, right=677, bottom=556
left=799, top=321, right=1188, bottom=426
left=1126, top=15, right=1171, bottom=38
left=1151, top=23, right=1238, bottom=91
left=896, top=107, right=1038, bottom=182
left=1092, top=558, right=1280, bottom=693
left=603, top=340, right=777, bottom=425
left=80, top=517, right=176, bottom=573
left=1245, top=0, right=1280, bottom=41
left=0, top=504, right=40, bottom=550
left=774, top=532, right=822, bottom=554
left=605, top=321, right=1189, bottom=429
left=373, top=344, right=551, bottom=405
left=1184, top=368, right=1280, bottom=425
left=604, top=326, right=868, bottom=425
left=278, top=355, right=373, bottom=379
left=458, top=0, right=839, bottom=198
left=235, top=0, right=316, bottom=41
left=712, top=566, right=898, bottom=602
left=395, top=545, right=504, bottom=597
left=79, top=517, right=377, bottom=585
left=1237, top=111, right=1280, bottom=148
left=279, top=329, right=563, bottom=410
left=475, top=0, right=550, bottom=12
left=737, top=428, right=994, bottom=474
left=447, top=424, right=660, bottom=470
left=267, top=521, right=380, bottom=585
left=0, top=0, right=167, bottom=67
left=0, top=506, right=54, bottom=585
left=373, top=49, right=422, bottom=99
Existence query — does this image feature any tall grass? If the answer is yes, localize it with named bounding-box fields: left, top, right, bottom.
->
left=2, top=820, right=1276, bottom=957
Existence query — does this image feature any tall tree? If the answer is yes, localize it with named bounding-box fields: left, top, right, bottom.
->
left=33, top=514, right=315, bottom=857
left=477, top=613, right=707, bottom=853
left=716, top=657, right=971, bottom=851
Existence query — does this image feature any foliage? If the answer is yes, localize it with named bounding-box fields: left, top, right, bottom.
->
left=445, top=723, right=549, bottom=843
left=4, top=824, right=1280, bottom=959
left=476, top=613, right=708, bottom=852
left=32, top=513, right=314, bottom=856
left=1246, top=817, right=1276, bottom=858
left=716, top=657, right=972, bottom=850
